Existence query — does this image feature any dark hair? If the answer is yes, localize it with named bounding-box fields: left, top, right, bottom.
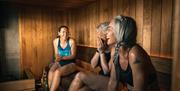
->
left=58, top=26, right=69, bottom=32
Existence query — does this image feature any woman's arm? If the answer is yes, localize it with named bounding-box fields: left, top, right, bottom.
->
left=53, top=39, right=61, bottom=62
left=108, top=63, right=118, bottom=91
left=129, top=48, right=148, bottom=91
left=61, top=38, right=76, bottom=60
left=91, top=52, right=100, bottom=68
left=100, top=53, right=110, bottom=75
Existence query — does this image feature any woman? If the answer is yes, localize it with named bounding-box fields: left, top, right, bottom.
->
left=48, top=26, right=77, bottom=91
left=107, top=16, right=160, bottom=91
left=69, top=22, right=116, bottom=91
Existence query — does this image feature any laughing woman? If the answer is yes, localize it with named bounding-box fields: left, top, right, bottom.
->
left=48, top=26, right=77, bottom=91
left=107, top=16, right=160, bottom=91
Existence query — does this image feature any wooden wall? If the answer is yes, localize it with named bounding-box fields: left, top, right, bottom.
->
left=18, top=0, right=174, bottom=79
left=64, top=0, right=173, bottom=58
left=172, top=0, right=180, bottom=90
left=19, top=8, right=66, bottom=79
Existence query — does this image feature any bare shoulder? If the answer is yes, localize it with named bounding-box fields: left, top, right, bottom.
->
left=68, top=38, right=76, bottom=46
left=128, top=45, right=147, bottom=64
left=53, top=38, right=59, bottom=45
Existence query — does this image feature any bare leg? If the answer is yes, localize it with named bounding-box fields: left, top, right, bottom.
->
left=69, top=72, right=84, bottom=91
left=69, top=71, right=109, bottom=91
left=50, top=63, right=77, bottom=91
left=48, top=63, right=60, bottom=88
left=50, top=69, right=61, bottom=91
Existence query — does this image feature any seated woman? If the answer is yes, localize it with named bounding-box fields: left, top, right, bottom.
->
left=48, top=26, right=77, bottom=91
left=107, top=15, right=160, bottom=91
left=69, top=22, right=115, bottom=91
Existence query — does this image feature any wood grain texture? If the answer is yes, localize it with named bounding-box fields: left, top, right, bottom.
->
left=172, top=0, right=180, bottom=90
left=135, top=0, right=143, bottom=46
left=143, top=0, right=152, bottom=54
left=61, top=0, right=173, bottom=58
left=151, top=0, right=162, bottom=56
left=18, top=0, right=174, bottom=79
left=161, top=0, right=173, bottom=58
left=19, top=8, right=58, bottom=79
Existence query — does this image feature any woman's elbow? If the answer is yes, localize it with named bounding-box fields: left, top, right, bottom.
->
left=103, top=71, right=109, bottom=75
left=91, top=62, right=96, bottom=68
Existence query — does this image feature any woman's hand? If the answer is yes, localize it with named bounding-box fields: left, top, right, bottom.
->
left=97, top=37, right=107, bottom=53
left=55, top=54, right=62, bottom=62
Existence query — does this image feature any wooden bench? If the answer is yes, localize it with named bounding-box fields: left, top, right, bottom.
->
left=0, top=69, right=35, bottom=91
left=57, top=45, right=172, bottom=91
left=76, top=46, right=172, bottom=91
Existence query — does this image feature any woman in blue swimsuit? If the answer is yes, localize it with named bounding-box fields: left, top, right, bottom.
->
left=48, top=26, right=77, bottom=91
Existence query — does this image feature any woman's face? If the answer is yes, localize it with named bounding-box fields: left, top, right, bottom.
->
left=58, top=27, right=69, bottom=39
left=106, top=20, right=117, bottom=46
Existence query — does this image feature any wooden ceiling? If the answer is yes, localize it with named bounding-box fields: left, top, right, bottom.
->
left=0, top=0, right=97, bottom=11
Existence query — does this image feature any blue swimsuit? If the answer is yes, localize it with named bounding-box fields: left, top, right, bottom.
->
left=57, top=38, right=75, bottom=66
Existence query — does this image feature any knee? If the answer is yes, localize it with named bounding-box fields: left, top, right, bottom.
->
left=48, top=69, right=53, bottom=75
left=76, top=72, right=86, bottom=80
left=54, top=69, right=61, bottom=77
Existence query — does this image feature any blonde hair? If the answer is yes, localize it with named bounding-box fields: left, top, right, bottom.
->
left=96, top=22, right=110, bottom=32
left=113, top=15, right=137, bottom=48
left=113, top=16, right=137, bottom=89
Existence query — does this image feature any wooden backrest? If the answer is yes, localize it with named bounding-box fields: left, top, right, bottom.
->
left=76, top=45, right=172, bottom=74
left=76, top=46, right=96, bottom=63
left=76, top=45, right=172, bottom=90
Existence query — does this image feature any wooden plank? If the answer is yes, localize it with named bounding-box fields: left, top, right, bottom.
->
left=24, top=69, right=34, bottom=79
left=99, top=0, right=109, bottom=22
left=24, top=9, right=32, bottom=71
left=35, top=10, right=43, bottom=79
left=151, top=0, right=162, bottom=57
left=84, top=7, right=90, bottom=46
left=19, top=8, right=59, bottom=79
left=151, top=56, right=172, bottom=74
left=88, top=2, right=98, bottom=47
left=0, top=79, right=35, bottom=91
left=107, top=0, right=113, bottom=20
left=117, top=0, right=130, bottom=16
left=135, top=0, right=143, bottom=46
left=112, top=0, right=118, bottom=17
left=172, top=0, right=180, bottom=90
left=30, top=9, right=37, bottom=79
left=160, top=0, right=173, bottom=58
left=143, top=0, right=152, bottom=54
left=19, top=9, right=24, bottom=78
left=129, top=0, right=136, bottom=19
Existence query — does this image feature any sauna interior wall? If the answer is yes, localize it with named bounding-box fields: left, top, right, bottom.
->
left=19, top=0, right=173, bottom=78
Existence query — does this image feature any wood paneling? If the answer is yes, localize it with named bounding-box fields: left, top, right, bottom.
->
left=161, top=0, right=173, bottom=58
left=143, top=0, right=152, bottom=54
left=172, top=0, right=180, bottom=90
left=19, top=8, right=59, bottom=79
left=18, top=0, right=174, bottom=79
left=1, top=0, right=97, bottom=11
left=151, top=0, right=162, bottom=57
left=63, top=0, right=173, bottom=58
left=0, top=79, right=35, bottom=91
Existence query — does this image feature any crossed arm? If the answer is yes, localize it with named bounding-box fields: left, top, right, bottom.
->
left=53, top=38, right=77, bottom=62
